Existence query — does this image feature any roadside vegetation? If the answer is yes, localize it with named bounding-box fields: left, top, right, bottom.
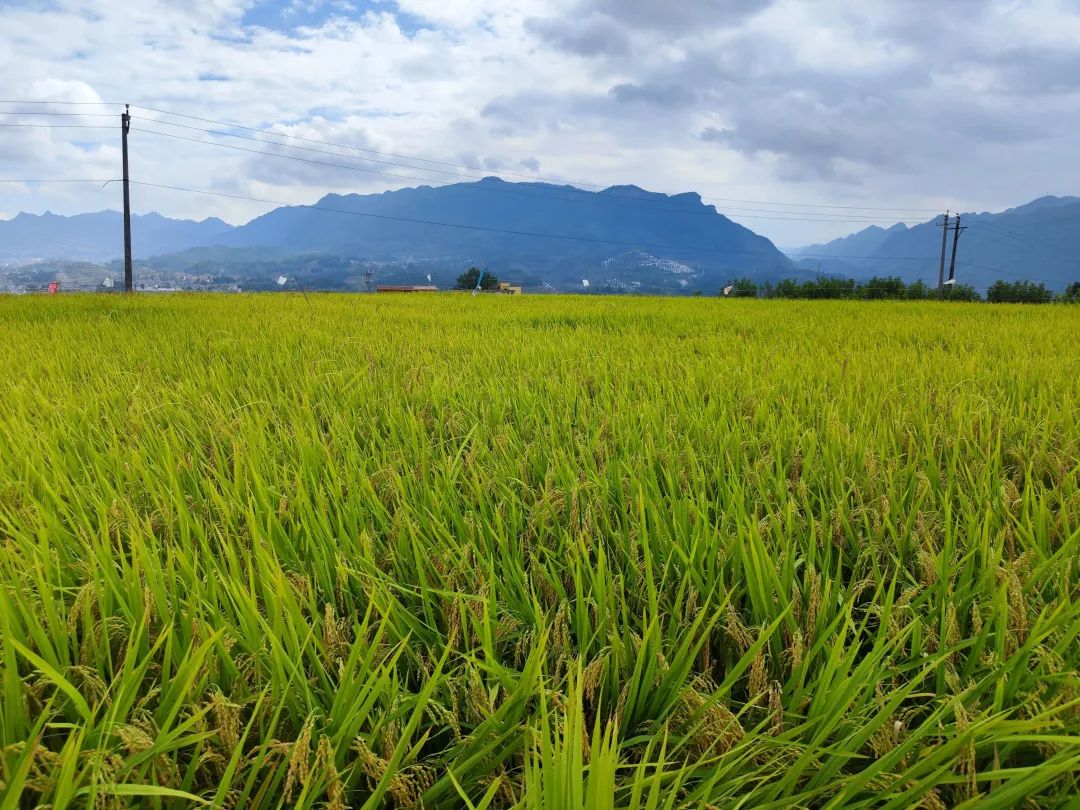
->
left=724, top=275, right=1080, bottom=302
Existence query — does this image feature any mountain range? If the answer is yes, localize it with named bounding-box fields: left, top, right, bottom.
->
left=0, top=179, right=795, bottom=293
left=217, top=178, right=793, bottom=292
left=1, top=182, right=1077, bottom=292
left=0, top=210, right=232, bottom=264
left=789, top=196, right=1080, bottom=291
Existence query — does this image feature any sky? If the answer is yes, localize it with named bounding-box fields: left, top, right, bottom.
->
left=1, top=0, right=1079, bottom=246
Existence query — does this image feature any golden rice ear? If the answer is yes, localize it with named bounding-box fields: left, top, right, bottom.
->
left=283, top=714, right=315, bottom=802
left=768, top=680, right=783, bottom=737
left=748, top=649, right=767, bottom=705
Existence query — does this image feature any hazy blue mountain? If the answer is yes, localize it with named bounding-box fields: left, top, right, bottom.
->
left=0, top=210, right=234, bottom=263
left=789, top=196, right=1080, bottom=291
left=221, top=178, right=793, bottom=290
left=791, top=222, right=907, bottom=260
left=9, top=186, right=1077, bottom=294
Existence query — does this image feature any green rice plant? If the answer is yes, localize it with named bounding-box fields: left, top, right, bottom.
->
left=0, top=294, right=1077, bottom=807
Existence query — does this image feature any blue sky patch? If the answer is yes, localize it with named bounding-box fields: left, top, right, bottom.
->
left=240, top=0, right=427, bottom=36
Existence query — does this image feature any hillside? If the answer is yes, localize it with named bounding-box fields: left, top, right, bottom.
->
left=791, top=196, right=1080, bottom=291
left=220, top=178, right=793, bottom=291
left=0, top=180, right=793, bottom=293
left=0, top=211, right=233, bottom=263
left=7, top=188, right=1078, bottom=294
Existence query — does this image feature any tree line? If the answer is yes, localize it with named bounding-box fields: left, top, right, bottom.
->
left=721, top=276, right=1080, bottom=303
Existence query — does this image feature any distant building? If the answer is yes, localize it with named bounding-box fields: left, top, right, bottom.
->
left=455, top=282, right=523, bottom=295
left=376, top=285, right=439, bottom=293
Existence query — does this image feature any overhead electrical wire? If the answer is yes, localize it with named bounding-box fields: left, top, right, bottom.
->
left=956, top=260, right=1063, bottom=286
left=130, top=103, right=942, bottom=215
left=0, top=178, right=116, bottom=183
left=132, top=124, right=926, bottom=225
left=5, top=103, right=916, bottom=221
left=0, top=111, right=117, bottom=117
left=5, top=99, right=1074, bottom=289
left=968, top=220, right=1079, bottom=262
left=0, top=100, right=120, bottom=105
left=3, top=99, right=945, bottom=219
left=0, top=123, right=114, bottom=129
left=128, top=179, right=947, bottom=262
left=963, top=225, right=1080, bottom=276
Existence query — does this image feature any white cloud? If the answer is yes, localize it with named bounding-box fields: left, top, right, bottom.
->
left=0, top=0, right=1077, bottom=244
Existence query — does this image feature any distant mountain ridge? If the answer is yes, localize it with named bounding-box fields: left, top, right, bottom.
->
left=3, top=185, right=1078, bottom=293
left=218, top=177, right=793, bottom=290
left=789, top=196, right=1080, bottom=291
left=790, top=222, right=908, bottom=261
left=0, top=210, right=233, bottom=263
left=0, top=179, right=794, bottom=292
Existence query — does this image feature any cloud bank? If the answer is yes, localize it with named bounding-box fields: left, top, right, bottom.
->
left=1, top=0, right=1078, bottom=244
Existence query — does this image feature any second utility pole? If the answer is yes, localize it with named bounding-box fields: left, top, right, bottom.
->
left=937, top=211, right=950, bottom=290
left=121, top=104, right=133, bottom=293
left=947, top=214, right=966, bottom=284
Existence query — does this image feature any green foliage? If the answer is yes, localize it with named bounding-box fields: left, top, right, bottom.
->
left=0, top=295, right=1078, bottom=807
left=986, top=280, right=1054, bottom=303
left=905, top=280, right=929, bottom=300
left=727, top=278, right=758, bottom=298
left=932, top=282, right=981, bottom=302
left=771, top=276, right=857, bottom=299
left=456, top=267, right=501, bottom=291
left=860, top=276, right=907, bottom=300
left=766, top=275, right=994, bottom=301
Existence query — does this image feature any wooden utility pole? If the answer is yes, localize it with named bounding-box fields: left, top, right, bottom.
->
left=121, top=104, right=133, bottom=292
left=947, top=214, right=967, bottom=284
left=937, top=211, right=950, bottom=290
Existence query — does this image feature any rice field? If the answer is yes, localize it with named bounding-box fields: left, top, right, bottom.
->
left=1, top=293, right=1078, bottom=809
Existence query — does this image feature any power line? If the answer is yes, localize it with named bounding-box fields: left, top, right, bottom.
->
left=0, top=100, right=120, bottom=106
left=126, top=179, right=945, bottom=261
left=126, top=180, right=795, bottom=256
left=12, top=109, right=918, bottom=223
left=4, top=98, right=944, bottom=218
left=0, top=111, right=117, bottom=117
left=706, top=198, right=935, bottom=213
left=961, top=229, right=1080, bottom=283
left=955, top=260, right=1065, bottom=286
left=0, top=178, right=116, bottom=183
left=969, top=220, right=1079, bottom=262
left=129, top=104, right=640, bottom=201
left=131, top=103, right=941, bottom=215
left=131, top=125, right=926, bottom=225
left=964, top=224, right=1044, bottom=255
left=134, top=117, right=913, bottom=225
left=141, top=114, right=760, bottom=217
left=9, top=100, right=1071, bottom=289
left=0, top=124, right=114, bottom=129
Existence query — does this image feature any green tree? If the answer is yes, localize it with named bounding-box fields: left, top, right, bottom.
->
left=987, top=280, right=1052, bottom=303
left=906, top=280, right=929, bottom=300
left=986, top=280, right=1013, bottom=303
left=455, top=267, right=500, bottom=290
left=731, top=277, right=758, bottom=297
left=860, top=276, right=907, bottom=300
left=815, top=276, right=855, bottom=298
left=772, top=279, right=801, bottom=298
left=936, top=283, right=980, bottom=302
